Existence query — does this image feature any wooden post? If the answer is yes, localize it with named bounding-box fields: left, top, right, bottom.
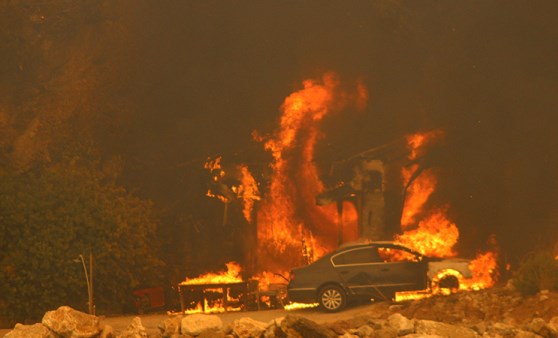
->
left=179, top=286, right=185, bottom=313
left=337, top=201, right=344, bottom=246
left=89, top=252, right=94, bottom=315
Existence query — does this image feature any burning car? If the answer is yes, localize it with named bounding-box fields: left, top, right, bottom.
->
left=287, top=241, right=472, bottom=312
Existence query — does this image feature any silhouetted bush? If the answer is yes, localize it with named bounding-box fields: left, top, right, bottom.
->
left=512, top=250, right=558, bottom=295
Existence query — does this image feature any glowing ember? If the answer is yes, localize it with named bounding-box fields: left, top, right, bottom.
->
left=180, top=261, right=242, bottom=285
left=256, top=73, right=366, bottom=270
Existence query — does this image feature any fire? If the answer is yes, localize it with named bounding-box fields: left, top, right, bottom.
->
left=400, top=169, right=436, bottom=229
left=204, top=158, right=260, bottom=223
left=180, top=261, right=242, bottom=285
left=237, top=164, right=260, bottom=223
left=256, top=73, right=366, bottom=270
left=396, top=210, right=458, bottom=258
left=397, top=131, right=459, bottom=258
left=395, top=131, right=498, bottom=299
left=284, top=302, right=319, bottom=311
left=466, top=251, right=498, bottom=290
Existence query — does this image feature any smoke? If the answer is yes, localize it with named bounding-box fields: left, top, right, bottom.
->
left=38, top=0, right=558, bottom=265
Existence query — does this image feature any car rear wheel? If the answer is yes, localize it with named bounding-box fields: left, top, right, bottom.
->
left=318, top=285, right=346, bottom=312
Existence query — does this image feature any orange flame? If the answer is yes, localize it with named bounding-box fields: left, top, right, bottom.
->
left=466, top=251, right=498, bottom=290
left=398, top=131, right=458, bottom=258
left=256, top=73, right=366, bottom=270
left=204, top=158, right=260, bottom=223
left=180, top=262, right=242, bottom=285
left=397, top=210, right=459, bottom=257
left=396, top=131, right=498, bottom=295
left=238, top=165, right=260, bottom=223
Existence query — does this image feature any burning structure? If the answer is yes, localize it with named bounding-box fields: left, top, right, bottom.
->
left=182, top=73, right=498, bottom=312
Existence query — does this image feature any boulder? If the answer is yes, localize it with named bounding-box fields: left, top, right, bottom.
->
left=515, top=330, right=545, bottom=338
left=279, top=315, right=335, bottom=338
left=99, top=325, right=115, bottom=338
left=487, top=322, right=518, bottom=337
left=374, top=326, right=397, bottom=338
left=526, top=317, right=557, bottom=338
left=159, top=316, right=183, bottom=337
left=229, top=317, right=267, bottom=338
left=414, top=319, right=478, bottom=338
left=181, top=314, right=223, bottom=336
left=262, top=317, right=283, bottom=338
left=4, top=323, right=57, bottom=338
left=118, top=317, right=147, bottom=338
left=387, top=313, right=414, bottom=335
left=325, top=320, right=350, bottom=335
left=355, top=324, right=375, bottom=337
left=549, top=316, right=558, bottom=332
left=42, top=306, right=101, bottom=338
left=338, top=333, right=358, bottom=338
left=197, top=328, right=225, bottom=338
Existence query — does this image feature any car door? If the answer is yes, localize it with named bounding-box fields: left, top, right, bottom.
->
left=331, top=247, right=384, bottom=296
left=374, top=245, right=428, bottom=293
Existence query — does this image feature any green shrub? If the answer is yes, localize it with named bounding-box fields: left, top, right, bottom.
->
left=512, top=250, right=558, bottom=295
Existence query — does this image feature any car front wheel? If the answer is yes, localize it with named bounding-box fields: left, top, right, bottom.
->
left=318, top=285, right=346, bottom=312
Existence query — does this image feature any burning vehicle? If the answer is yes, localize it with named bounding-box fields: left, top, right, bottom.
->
left=287, top=241, right=474, bottom=312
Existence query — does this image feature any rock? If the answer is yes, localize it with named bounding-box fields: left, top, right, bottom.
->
left=181, top=314, right=223, bottom=336
left=229, top=317, right=267, bottom=338
left=386, top=313, right=414, bottom=335
left=487, top=322, right=518, bottom=337
left=549, top=317, right=558, bottom=332
left=118, top=317, right=147, bottom=338
left=42, top=306, right=101, bottom=338
left=367, top=319, right=386, bottom=330
left=279, top=315, right=336, bottom=338
left=339, top=333, right=359, bottom=338
left=99, top=325, right=115, bottom=338
left=389, top=305, right=404, bottom=312
left=470, top=322, right=487, bottom=335
left=526, top=317, right=556, bottom=338
left=325, top=320, right=350, bottom=335
left=374, top=327, right=397, bottom=338
left=514, top=330, right=545, bottom=338
left=262, top=317, right=283, bottom=338
left=159, top=316, right=183, bottom=337
left=414, top=319, right=478, bottom=338
left=197, top=328, right=226, bottom=338
left=401, top=335, right=444, bottom=338
left=4, top=323, right=57, bottom=338
left=355, top=324, right=375, bottom=337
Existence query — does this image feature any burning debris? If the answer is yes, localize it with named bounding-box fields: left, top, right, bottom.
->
left=178, top=262, right=246, bottom=314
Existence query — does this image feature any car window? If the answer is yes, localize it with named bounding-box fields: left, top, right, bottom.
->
left=332, top=247, right=380, bottom=265
left=377, top=247, right=419, bottom=263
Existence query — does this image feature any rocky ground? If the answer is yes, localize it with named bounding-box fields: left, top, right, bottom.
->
left=4, top=285, right=558, bottom=337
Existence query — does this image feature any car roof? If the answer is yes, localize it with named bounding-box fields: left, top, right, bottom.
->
left=335, top=241, right=423, bottom=255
